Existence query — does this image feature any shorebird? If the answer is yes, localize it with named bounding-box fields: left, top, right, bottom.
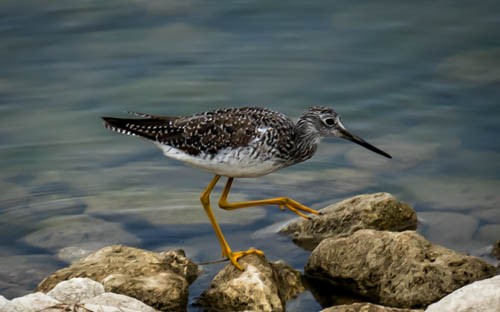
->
left=102, top=106, right=391, bottom=270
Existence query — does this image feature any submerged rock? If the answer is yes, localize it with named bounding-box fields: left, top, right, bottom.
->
left=425, top=275, right=500, bottom=312
left=21, top=215, right=141, bottom=253
left=322, top=302, right=423, bottom=312
left=197, top=254, right=304, bottom=312
left=281, top=193, right=417, bottom=250
left=37, top=245, right=199, bottom=311
left=305, top=230, right=496, bottom=309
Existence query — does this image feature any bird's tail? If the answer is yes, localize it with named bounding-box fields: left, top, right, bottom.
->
left=101, top=116, right=172, bottom=140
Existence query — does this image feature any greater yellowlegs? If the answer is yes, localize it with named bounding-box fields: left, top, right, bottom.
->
left=102, top=106, right=391, bottom=270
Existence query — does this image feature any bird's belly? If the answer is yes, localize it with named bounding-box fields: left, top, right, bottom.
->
left=155, top=143, right=284, bottom=178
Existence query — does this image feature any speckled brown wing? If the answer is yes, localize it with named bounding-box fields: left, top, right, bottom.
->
left=103, top=107, right=296, bottom=158
left=157, top=107, right=263, bottom=156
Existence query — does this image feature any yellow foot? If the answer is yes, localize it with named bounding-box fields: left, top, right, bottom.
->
left=281, top=198, right=321, bottom=219
left=225, top=248, right=265, bottom=270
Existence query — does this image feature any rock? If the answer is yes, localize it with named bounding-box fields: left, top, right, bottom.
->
left=82, top=292, right=157, bottom=312
left=322, top=302, right=424, bottom=312
left=0, top=295, right=9, bottom=310
left=2, top=278, right=157, bottom=312
left=37, top=245, right=199, bottom=311
left=425, top=275, right=500, bottom=312
left=492, top=240, right=500, bottom=260
left=197, top=254, right=305, bottom=312
left=305, top=230, right=496, bottom=308
left=47, top=277, right=105, bottom=304
left=281, top=193, right=417, bottom=250
left=6, top=292, right=60, bottom=312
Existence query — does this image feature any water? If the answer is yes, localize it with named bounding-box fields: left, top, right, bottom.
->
left=1, top=0, right=499, bottom=309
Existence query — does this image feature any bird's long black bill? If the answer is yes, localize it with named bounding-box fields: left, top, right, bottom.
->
left=338, top=128, right=392, bottom=159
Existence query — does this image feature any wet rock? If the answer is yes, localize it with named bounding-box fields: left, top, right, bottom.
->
left=492, top=240, right=500, bottom=261
left=197, top=254, right=304, bottom=312
left=425, top=275, right=500, bottom=312
left=305, top=230, right=496, bottom=308
left=281, top=193, right=417, bottom=250
left=37, top=245, right=199, bottom=311
left=322, top=302, right=423, bottom=312
left=47, top=277, right=105, bottom=304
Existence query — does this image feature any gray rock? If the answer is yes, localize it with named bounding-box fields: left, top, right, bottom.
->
left=322, top=302, right=423, bottom=312
left=47, top=277, right=105, bottom=304
left=281, top=193, right=417, bottom=250
left=425, top=275, right=500, bottom=312
left=305, top=230, right=496, bottom=309
left=7, top=292, right=60, bottom=312
left=197, top=254, right=305, bottom=312
left=82, top=292, right=157, bottom=312
left=37, top=245, right=199, bottom=311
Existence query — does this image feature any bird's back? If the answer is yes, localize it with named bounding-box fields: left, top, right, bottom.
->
left=102, top=107, right=297, bottom=177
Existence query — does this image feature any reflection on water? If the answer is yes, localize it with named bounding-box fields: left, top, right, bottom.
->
left=1, top=0, right=499, bottom=308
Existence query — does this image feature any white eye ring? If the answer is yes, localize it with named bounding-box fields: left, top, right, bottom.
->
left=324, top=118, right=335, bottom=126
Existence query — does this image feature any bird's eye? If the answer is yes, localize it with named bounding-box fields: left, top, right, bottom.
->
left=324, top=118, right=335, bottom=126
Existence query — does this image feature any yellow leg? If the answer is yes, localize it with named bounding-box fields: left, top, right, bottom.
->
left=218, top=177, right=320, bottom=219
left=200, top=175, right=264, bottom=270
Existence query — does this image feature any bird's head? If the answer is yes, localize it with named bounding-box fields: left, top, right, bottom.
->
left=300, top=106, right=392, bottom=159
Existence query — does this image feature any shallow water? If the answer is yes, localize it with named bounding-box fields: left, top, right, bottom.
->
left=1, top=0, right=499, bottom=309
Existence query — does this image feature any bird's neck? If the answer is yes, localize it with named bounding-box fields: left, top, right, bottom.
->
left=292, top=119, right=321, bottom=163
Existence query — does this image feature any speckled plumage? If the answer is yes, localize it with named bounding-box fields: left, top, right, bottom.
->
left=105, top=107, right=306, bottom=177
left=102, top=106, right=390, bottom=178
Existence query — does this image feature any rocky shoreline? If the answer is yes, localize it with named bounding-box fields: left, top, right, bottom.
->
left=1, top=192, right=498, bottom=311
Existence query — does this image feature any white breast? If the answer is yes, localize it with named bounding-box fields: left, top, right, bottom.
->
left=154, top=143, right=283, bottom=178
